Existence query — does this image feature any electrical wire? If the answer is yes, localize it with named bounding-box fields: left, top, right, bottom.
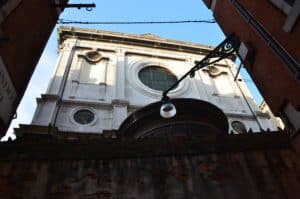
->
left=57, top=18, right=216, bottom=25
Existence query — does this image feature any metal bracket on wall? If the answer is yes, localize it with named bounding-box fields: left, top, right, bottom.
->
left=162, top=34, right=240, bottom=99
left=51, top=3, right=96, bottom=11
left=234, top=62, right=243, bottom=81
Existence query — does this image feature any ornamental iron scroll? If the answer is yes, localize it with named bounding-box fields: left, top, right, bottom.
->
left=162, top=34, right=240, bottom=99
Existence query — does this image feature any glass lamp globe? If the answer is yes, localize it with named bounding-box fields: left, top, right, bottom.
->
left=160, top=102, right=176, bottom=118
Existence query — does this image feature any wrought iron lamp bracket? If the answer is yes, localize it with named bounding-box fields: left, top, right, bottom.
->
left=162, top=34, right=240, bottom=99
left=51, top=3, right=96, bottom=11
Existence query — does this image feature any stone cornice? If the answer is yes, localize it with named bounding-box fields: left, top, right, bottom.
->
left=57, top=26, right=232, bottom=57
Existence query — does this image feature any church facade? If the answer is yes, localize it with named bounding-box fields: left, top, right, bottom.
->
left=29, top=26, right=278, bottom=136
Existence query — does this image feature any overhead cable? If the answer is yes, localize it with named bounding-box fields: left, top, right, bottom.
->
left=57, top=19, right=216, bottom=25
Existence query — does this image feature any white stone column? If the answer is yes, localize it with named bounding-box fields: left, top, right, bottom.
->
left=189, top=58, right=209, bottom=101
left=111, top=99, right=129, bottom=130
left=69, top=55, right=83, bottom=98
left=98, top=59, right=108, bottom=100
left=46, top=40, right=76, bottom=95
left=32, top=41, right=77, bottom=126
left=31, top=95, right=59, bottom=125
left=115, top=49, right=126, bottom=99
left=111, top=49, right=128, bottom=129
left=49, top=39, right=78, bottom=125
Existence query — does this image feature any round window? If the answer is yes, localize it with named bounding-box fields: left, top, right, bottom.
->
left=73, top=109, right=95, bottom=125
left=138, top=66, right=178, bottom=91
left=231, top=121, right=247, bottom=134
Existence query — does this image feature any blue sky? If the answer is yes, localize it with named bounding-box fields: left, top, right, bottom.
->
left=1, top=0, right=262, bottom=140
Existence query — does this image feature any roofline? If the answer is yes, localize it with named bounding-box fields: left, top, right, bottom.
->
left=57, top=26, right=222, bottom=56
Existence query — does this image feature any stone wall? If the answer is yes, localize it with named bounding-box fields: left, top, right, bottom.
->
left=0, top=150, right=299, bottom=199
left=0, top=132, right=299, bottom=199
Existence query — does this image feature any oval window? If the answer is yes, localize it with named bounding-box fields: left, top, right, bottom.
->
left=138, top=66, right=178, bottom=91
left=73, top=109, right=95, bottom=125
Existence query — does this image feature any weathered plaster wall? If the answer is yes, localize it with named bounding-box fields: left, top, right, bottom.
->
left=0, top=149, right=299, bottom=199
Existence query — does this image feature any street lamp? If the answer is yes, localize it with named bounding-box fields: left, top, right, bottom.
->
left=160, top=96, right=176, bottom=118
left=160, top=34, right=240, bottom=118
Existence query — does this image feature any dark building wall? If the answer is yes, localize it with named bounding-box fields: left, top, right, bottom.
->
left=202, top=0, right=300, bottom=152
left=202, top=0, right=299, bottom=123
left=0, top=131, right=299, bottom=198
left=0, top=150, right=299, bottom=199
left=0, top=0, right=66, bottom=135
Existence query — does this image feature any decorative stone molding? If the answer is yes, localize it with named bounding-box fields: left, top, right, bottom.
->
left=117, top=48, right=125, bottom=55
left=58, top=26, right=217, bottom=57
left=40, top=94, right=60, bottom=101
left=255, top=111, right=271, bottom=118
left=78, top=50, right=109, bottom=64
left=126, top=51, right=186, bottom=62
left=61, top=99, right=112, bottom=108
left=202, top=65, right=228, bottom=78
left=226, top=112, right=268, bottom=119
left=111, top=99, right=130, bottom=107
left=126, top=59, right=191, bottom=98
left=69, top=50, right=110, bottom=100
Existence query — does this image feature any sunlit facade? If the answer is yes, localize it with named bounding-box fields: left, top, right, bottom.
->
left=29, top=26, right=279, bottom=135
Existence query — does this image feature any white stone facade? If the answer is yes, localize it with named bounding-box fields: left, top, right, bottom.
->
left=31, top=26, right=279, bottom=134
